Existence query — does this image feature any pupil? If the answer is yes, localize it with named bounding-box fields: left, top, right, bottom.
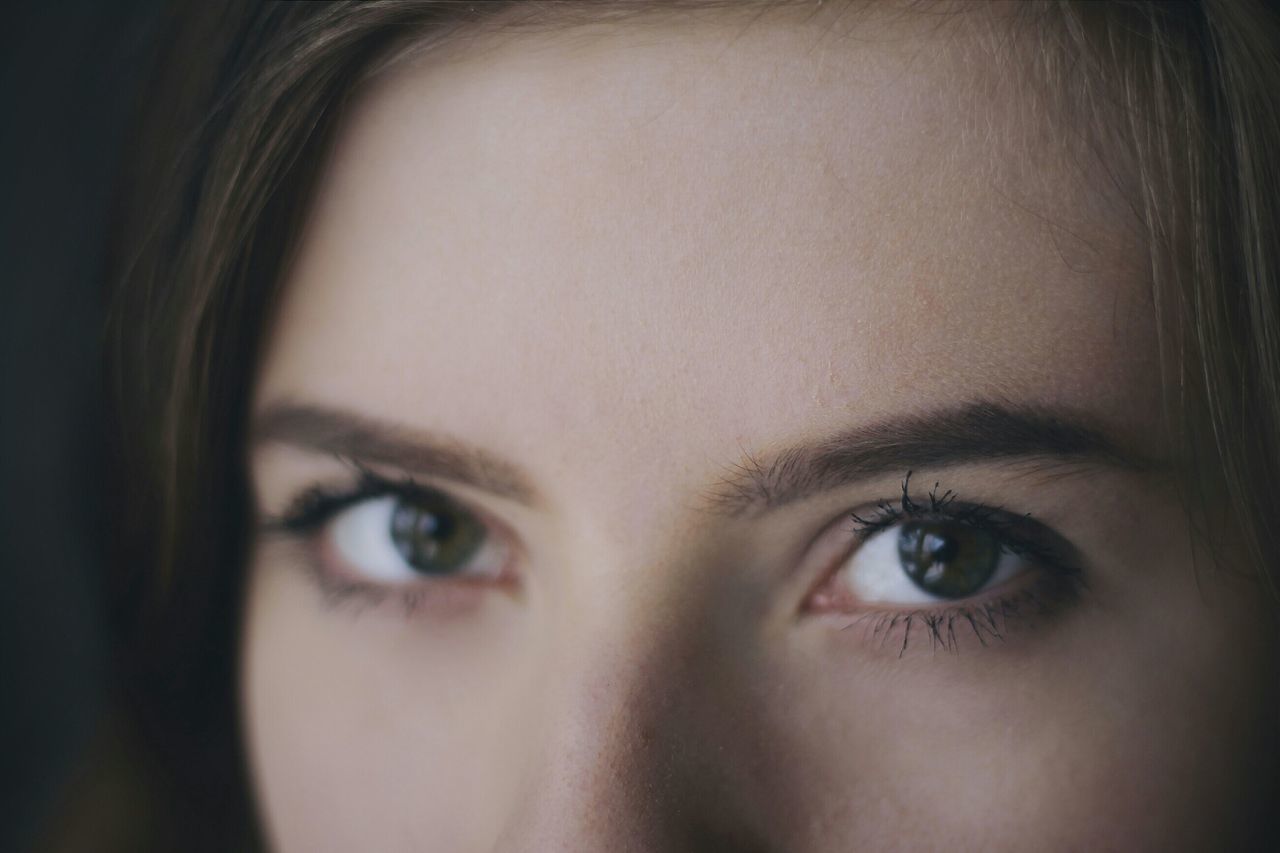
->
left=897, top=520, right=999, bottom=599
left=389, top=495, right=482, bottom=575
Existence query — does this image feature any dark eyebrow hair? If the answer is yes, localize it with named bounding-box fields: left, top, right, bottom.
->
left=253, top=399, right=1154, bottom=518
left=251, top=402, right=541, bottom=506
left=702, top=400, right=1155, bottom=518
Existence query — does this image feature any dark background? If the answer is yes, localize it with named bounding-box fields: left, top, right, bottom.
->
left=1, top=3, right=164, bottom=850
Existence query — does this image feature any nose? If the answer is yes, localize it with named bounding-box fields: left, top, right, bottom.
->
left=490, top=579, right=779, bottom=853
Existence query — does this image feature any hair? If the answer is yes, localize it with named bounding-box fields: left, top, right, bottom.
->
left=80, top=0, right=1280, bottom=848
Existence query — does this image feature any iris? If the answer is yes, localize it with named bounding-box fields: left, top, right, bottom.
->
left=897, top=520, right=1000, bottom=599
left=388, top=494, right=486, bottom=575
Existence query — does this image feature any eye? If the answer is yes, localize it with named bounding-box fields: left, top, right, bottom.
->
left=837, top=518, right=1027, bottom=606
left=324, top=491, right=510, bottom=584
left=802, top=478, right=1087, bottom=651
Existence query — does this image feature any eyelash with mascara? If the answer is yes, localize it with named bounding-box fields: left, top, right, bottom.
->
left=266, top=465, right=418, bottom=535
left=259, top=461, right=514, bottom=613
left=261, top=465, right=1089, bottom=648
left=824, top=473, right=1088, bottom=656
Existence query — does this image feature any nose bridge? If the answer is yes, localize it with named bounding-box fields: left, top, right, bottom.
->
left=490, top=502, right=793, bottom=852
left=497, top=605, right=689, bottom=850
left=495, top=624, right=782, bottom=853
left=493, top=536, right=725, bottom=852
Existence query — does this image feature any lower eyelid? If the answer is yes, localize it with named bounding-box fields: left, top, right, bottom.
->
left=798, top=491, right=1088, bottom=651
left=257, top=485, right=521, bottom=620
left=822, top=570, right=1087, bottom=657
left=272, top=473, right=1086, bottom=642
left=272, top=528, right=504, bottom=620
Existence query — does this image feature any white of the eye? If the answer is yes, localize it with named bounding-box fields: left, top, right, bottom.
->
left=840, top=522, right=1025, bottom=605
left=328, top=496, right=422, bottom=583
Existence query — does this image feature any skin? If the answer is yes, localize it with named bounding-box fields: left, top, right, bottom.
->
left=241, top=9, right=1278, bottom=852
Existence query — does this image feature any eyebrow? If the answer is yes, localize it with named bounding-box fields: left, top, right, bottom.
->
left=252, top=399, right=1153, bottom=517
left=251, top=402, right=541, bottom=506
left=702, top=400, right=1154, bottom=518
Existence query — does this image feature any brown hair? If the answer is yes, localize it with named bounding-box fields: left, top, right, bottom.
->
left=90, top=1, right=1279, bottom=848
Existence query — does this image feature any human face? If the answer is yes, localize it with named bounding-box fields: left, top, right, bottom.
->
left=242, top=10, right=1277, bottom=852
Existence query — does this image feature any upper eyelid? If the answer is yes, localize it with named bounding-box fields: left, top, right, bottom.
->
left=830, top=470, right=1088, bottom=569
left=270, top=465, right=1084, bottom=570
left=851, top=499, right=1085, bottom=576
left=852, top=500, right=1016, bottom=536
left=800, top=491, right=1088, bottom=621
left=272, top=470, right=532, bottom=561
left=263, top=469, right=453, bottom=534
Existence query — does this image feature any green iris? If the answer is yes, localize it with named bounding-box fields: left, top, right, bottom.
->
left=897, top=520, right=1000, bottom=599
left=389, top=493, right=486, bottom=575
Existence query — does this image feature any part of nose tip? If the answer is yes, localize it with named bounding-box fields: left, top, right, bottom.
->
left=490, top=567, right=781, bottom=853
left=494, top=682, right=674, bottom=850
left=491, top=665, right=780, bottom=853
left=490, top=648, right=724, bottom=851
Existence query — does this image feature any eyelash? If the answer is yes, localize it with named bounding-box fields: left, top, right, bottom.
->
left=266, top=465, right=423, bottom=535
left=259, top=462, right=496, bottom=612
left=831, top=472, right=1087, bottom=655
left=261, top=467, right=1089, bottom=647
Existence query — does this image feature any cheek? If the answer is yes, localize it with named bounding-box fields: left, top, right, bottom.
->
left=762, top=581, right=1279, bottom=849
left=238, top=545, right=1279, bottom=851
left=239, top=561, right=530, bottom=853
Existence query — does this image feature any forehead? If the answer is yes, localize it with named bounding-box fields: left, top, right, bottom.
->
left=258, top=12, right=1156, bottom=506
